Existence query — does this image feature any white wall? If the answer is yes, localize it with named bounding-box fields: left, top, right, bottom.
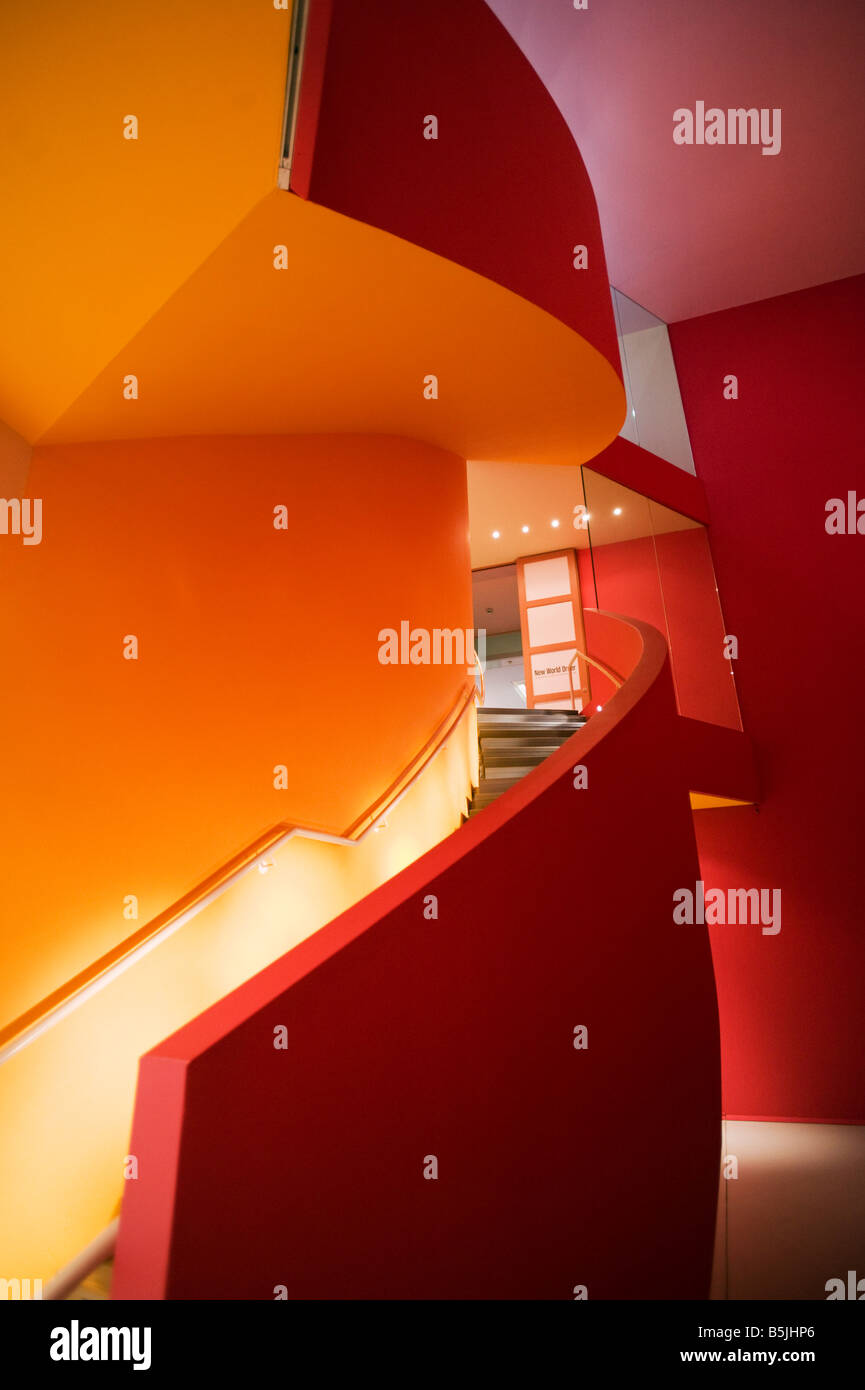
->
left=482, top=657, right=526, bottom=708
left=612, top=288, right=695, bottom=474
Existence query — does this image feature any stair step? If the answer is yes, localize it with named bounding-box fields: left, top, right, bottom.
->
left=481, top=737, right=568, bottom=752
left=478, top=708, right=584, bottom=721
left=483, top=751, right=557, bottom=768
left=478, top=707, right=585, bottom=716
left=466, top=707, right=589, bottom=824
left=479, top=730, right=573, bottom=745
left=478, top=717, right=585, bottom=735
left=477, top=771, right=531, bottom=787
left=475, top=783, right=522, bottom=806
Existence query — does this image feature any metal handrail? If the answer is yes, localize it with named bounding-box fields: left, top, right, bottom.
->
left=17, top=665, right=482, bottom=1299
left=43, top=1219, right=119, bottom=1302
left=567, top=646, right=624, bottom=710
left=473, top=644, right=485, bottom=707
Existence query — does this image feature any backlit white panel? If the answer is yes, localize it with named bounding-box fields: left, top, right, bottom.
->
left=527, top=599, right=575, bottom=647
left=523, top=554, right=570, bottom=602
left=531, top=648, right=576, bottom=695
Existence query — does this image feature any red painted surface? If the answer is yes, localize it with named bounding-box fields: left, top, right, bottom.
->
left=489, top=0, right=865, bottom=323
left=670, top=273, right=865, bottom=1121
left=592, top=536, right=667, bottom=641
left=654, top=528, right=742, bottom=729
left=304, top=0, right=620, bottom=376
left=577, top=546, right=597, bottom=608
left=589, top=436, right=710, bottom=524
left=678, top=718, right=758, bottom=806
left=589, top=530, right=741, bottom=728
left=113, top=615, right=722, bottom=1300
left=288, top=0, right=333, bottom=201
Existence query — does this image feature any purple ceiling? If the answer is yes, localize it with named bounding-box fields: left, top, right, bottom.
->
left=487, top=0, right=865, bottom=323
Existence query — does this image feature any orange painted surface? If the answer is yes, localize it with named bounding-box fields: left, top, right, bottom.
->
left=0, top=0, right=292, bottom=440
left=690, top=793, right=751, bottom=810
left=0, top=0, right=629, bottom=1292
left=0, top=1, right=623, bottom=457
left=0, top=697, right=479, bottom=1287
left=38, top=193, right=624, bottom=464
left=0, top=434, right=472, bottom=1023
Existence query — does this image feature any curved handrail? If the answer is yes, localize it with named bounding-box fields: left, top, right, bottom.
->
left=467, top=611, right=665, bottom=830
left=567, top=644, right=624, bottom=710
left=0, top=671, right=480, bottom=1066
left=42, top=625, right=654, bottom=1299
left=473, top=645, right=485, bottom=707
left=42, top=1219, right=119, bottom=1302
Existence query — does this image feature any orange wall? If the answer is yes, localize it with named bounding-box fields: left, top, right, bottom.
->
left=0, top=0, right=291, bottom=439
left=0, top=434, right=472, bottom=1022
left=0, top=417, right=30, bottom=492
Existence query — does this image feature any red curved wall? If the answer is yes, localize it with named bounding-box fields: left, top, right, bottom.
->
left=113, top=617, right=721, bottom=1300
left=303, top=0, right=620, bottom=375
left=670, top=273, right=865, bottom=1122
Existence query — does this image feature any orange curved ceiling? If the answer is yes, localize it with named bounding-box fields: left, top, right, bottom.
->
left=38, top=193, right=624, bottom=465
left=0, top=0, right=625, bottom=461
left=0, top=0, right=292, bottom=441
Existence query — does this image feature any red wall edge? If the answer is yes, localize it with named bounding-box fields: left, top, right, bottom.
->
left=113, top=616, right=722, bottom=1300
left=670, top=273, right=865, bottom=1122
left=113, top=1057, right=187, bottom=1297
left=303, top=0, right=620, bottom=375
left=587, top=437, right=710, bottom=525
left=678, top=718, right=758, bottom=805
left=288, top=0, right=333, bottom=201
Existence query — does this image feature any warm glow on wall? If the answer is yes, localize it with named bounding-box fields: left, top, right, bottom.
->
left=0, top=701, right=478, bottom=1288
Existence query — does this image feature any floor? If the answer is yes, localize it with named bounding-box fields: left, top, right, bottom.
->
left=711, top=1120, right=865, bottom=1300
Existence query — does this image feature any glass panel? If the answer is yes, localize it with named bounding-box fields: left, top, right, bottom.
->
left=466, top=459, right=590, bottom=571
left=611, top=286, right=696, bottom=475
left=582, top=468, right=742, bottom=730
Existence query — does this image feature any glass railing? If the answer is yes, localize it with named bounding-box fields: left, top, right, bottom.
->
left=611, top=286, right=696, bottom=475
left=581, top=467, right=742, bottom=730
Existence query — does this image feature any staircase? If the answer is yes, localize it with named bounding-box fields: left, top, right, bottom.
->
left=466, top=706, right=587, bottom=818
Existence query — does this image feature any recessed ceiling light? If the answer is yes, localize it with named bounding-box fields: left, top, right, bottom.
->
left=492, top=530, right=501, bottom=539
left=551, top=519, right=560, bottom=528
left=521, top=525, right=530, bottom=533
left=613, top=507, right=623, bottom=516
